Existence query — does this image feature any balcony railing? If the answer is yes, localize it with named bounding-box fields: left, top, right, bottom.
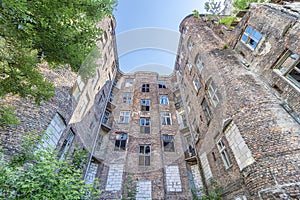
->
left=184, top=147, right=197, bottom=164
left=101, top=117, right=112, bottom=131
left=175, top=100, right=184, bottom=109
left=179, top=121, right=189, bottom=133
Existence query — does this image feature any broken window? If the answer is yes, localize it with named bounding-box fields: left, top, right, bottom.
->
left=193, top=77, right=201, bottom=92
left=159, top=95, right=169, bottom=105
left=119, top=111, right=130, bottom=123
left=141, top=99, right=150, bottom=111
left=40, top=113, right=66, bottom=151
left=139, top=145, right=151, bottom=166
left=140, top=117, right=151, bottom=134
left=201, top=98, right=212, bottom=123
left=207, top=80, right=220, bottom=107
left=161, top=112, right=172, bottom=125
left=217, top=138, right=232, bottom=169
left=114, top=133, right=127, bottom=151
left=158, top=81, right=167, bottom=88
left=58, top=130, right=75, bottom=160
left=122, top=93, right=132, bottom=103
left=276, top=51, right=300, bottom=88
left=142, top=84, right=150, bottom=92
left=241, top=26, right=262, bottom=50
left=102, top=110, right=111, bottom=126
left=163, top=135, right=175, bottom=152
left=125, top=78, right=134, bottom=87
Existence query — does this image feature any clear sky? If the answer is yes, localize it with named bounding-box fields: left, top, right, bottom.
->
left=113, top=0, right=206, bottom=74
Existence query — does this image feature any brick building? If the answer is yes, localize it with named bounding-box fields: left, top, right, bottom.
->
left=1, top=2, right=300, bottom=200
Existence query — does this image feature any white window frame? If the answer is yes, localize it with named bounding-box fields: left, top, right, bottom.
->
left=163, top=135, right=175, bottom=152
left=138, top=145, right=151, bottom=166
left=141, top=99, right=151, bottom=111
left=119, top=111, right=130, bottom=123
left=161, top=112, right=172, bottom=125
left=140, top=117, right=151, bottom=134
left=122, top=93, right=132, bottom=103
left=196, top=54, right=204, bottom=74
left=125, top=78, right=134, bottom=88
left=114, top=133, right=127, bottom=151
left=158, top=81, right=167, bottom=88
left=240, top=25, right=263, bottom=50
left=217, top=138, right=232, bottom=169
left=58, top=130, right=75, bottom=160
left=159, top=95, right=169, bottom=105
left=276, top=50, right=300, bottom=88
left=142, top=83, right=150, bottom=92
left=207, top=80, right=219, bottom=107
left=41, top=113, right=66, bottom=150
left=193, top=77, right=201, bottom=92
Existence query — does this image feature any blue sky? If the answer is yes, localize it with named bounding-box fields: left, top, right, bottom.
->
left=113, top=0, right=206, bottom=74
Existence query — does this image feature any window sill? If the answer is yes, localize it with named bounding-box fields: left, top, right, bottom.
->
left=273, top=69, right=300, bottom=94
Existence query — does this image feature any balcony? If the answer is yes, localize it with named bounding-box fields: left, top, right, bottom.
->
left=175, top=100, right=183, bottom=110
left=106, top=97, right=116, bottom=110
left=179, top=121, right=189, bottom=133
left=184, top=148, right=197, bottom=164
left=101, top=111, right=113, bottom=131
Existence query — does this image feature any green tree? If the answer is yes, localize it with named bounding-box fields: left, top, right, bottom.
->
left=0, top=133, right=101, bottom=199
left=232, top=0, right=267, bottom=12
left=0, top=0, right=116, bottom=126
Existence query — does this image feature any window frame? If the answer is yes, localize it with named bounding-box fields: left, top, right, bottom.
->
left=125, top=78, right=134, bottom=88
left=142, top=83, right=150, bottom=92
left=114, top=133, right=127, bottom=151
left=217, top=138, right=232, bottom=169
left=118, top=111, right=130, bottom=123
left=58, top=130, right=75, bottom=160
left=138, top=145, right=151, bottom=166
left=195, top=54, right=204, bottom=74
left=275, top=50, right=300, bottom=88
left=161, top=112, right=172, bottom=125
left=102, top=110, right=111, bottom=126
left=240, top=25, right=263, bottom=50
left=201, top=98, right=212, bottom=123
left=141, top=99, right=151, bottom=111
left=158, top=81, right=167, bottom=88
left=207, top=80, right=220, bottom=107
left=193, top=77, right=201, bottom=92
left=140, top=117, right=151, bottom=134
left=122, top=93, right=132, bottom=103
left=163, top=135, right=175, bottom=152
left=159, top=95, right=169, bottom=105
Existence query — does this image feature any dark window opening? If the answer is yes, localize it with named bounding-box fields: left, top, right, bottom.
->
left=142, top=84, right=150, bottom=92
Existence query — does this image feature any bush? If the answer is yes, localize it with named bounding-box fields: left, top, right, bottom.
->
left=0, top=133, right=101, bottom=199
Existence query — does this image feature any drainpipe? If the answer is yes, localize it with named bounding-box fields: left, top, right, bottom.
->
left=84, top=69, right=117, bottom=181
left=175, top=71, right=209, bottom=194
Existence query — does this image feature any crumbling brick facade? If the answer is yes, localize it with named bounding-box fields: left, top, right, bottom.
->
left=1, top=3, right=300, bottom=200
left=176, top=2, right=300, bottom=200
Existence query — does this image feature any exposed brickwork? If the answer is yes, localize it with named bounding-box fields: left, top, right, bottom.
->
left=177, top=3, right=300, bottom=199
left=1, top=3, right=300, bottom=200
